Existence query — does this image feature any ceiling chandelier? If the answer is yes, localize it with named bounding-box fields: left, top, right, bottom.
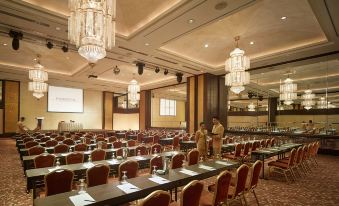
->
left=68, top=0, right=116, bottom=63
left=277, top=101, right=284, bottom=111
left=128, top=78, right=140, bottom=106
left=28, top=55, right=48, bottom=99
left=301, top=89, right=315, bottom=110
left=248, top=102, right=255, bottom=111
left=279, top=77, right=297, bottom=105
left=317, top=97, right=327, bottom=109
left=225, top=36, right=250, bottom=94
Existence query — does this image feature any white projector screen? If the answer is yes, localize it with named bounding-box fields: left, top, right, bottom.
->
left=48, top=86, right=84, bottom=113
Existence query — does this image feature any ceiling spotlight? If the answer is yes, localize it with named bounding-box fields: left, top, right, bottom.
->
left=155, top=67, right=160, bottom=73
left=113, top=65, right=120, bottom=75
left=248, top=92, right=253, bottom=99
left=281, top=16, right=287, bottom=20
left=204, top=44, right=209, bottom=48
left=136, top=62, right=145, bottom=75
left=46, top=41, right=53, bottom=49
left=145, top=43, right=150, bottom=46
left=188, top=19, right=195, bottom=24
left=250, top=41, right=254, bottom=45
left=176, top=72, right=183, bottom=83
left=3, top=43, right=7, bottom=46
left=61, top=44, right=68, bottom=52
left=9, top=30, right=23, bottom=50
left=164, top=69, right=169, bottom=75
left=258, top=95, right=263, bottom=101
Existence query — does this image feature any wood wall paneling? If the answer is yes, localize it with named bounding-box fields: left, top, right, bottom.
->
left=139, top=91, right=146, bottom=131
left=197, top=75, right=204, bottom=129
left=218, top=77, right=228, bottom=129
left=188, top=77, right=195, bottom=133
left=203, top=74, right=219, bottom=131
left=4, top=81, right=19, bottom=133
left=103, top=92, right=113, bottom=130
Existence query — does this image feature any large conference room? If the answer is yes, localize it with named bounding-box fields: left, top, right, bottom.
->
left=0, top=0, right=338, bottom=205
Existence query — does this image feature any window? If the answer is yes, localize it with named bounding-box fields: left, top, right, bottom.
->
left=160, top=98, right=176, bottom=116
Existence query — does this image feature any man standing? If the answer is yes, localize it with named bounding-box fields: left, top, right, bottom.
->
left=211, top=116, right=224, bottom=158
left=16, top=117, right=29, bottom=134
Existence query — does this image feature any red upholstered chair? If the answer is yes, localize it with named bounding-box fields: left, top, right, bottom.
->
left=74, top=143, right=88, bottom=152
left=28, top=146, right=45, bottom=156
left=91, top=149, right=106, bottom=161
left=260, top=139, right=266, bottom=148
left=227, top=164, right=250, bottom=205
left=200, top=170, right=232, bottom=206
left=268, top=148, right=297, bottom=183
left=45, top=140, right=58, bottom=147
left=50, top=134, right=58, bottom=138
left=150, top=156, right=163, bottom=174
left=245, top=160, right=263, bottom=205
left=224, top=143, right=242, bottom=161
left=40, top=137, right=51, bottom=142
left=270, top=138, right=276, bottom=147
left=65, top=152, right=84, bottom=165
left=137, top=133, right=144, bottom=143
left=97, top=141, right=108, bottom=149
left=151, top=144, right=162, bottom=154
left=152, top=135, right=160, bottom=144
left=113, top=141, right=122, bottom=149
left=171, top=153, right=185, bottom=169
left=127, top=140, right=136, bottom=147
left=34, top=154, right=55, bottom=168
left=187, top=149, right=199, bottom=166
left=170, top=180, right=204, bottom=206
left=45, top=169, right=74, bottom=196
left=118, top=160, right=139, bottom=181
left=136, top=145, right=148, bottom=155
left=23, top=137, right=34, bottom=143
left=63, top=138, right=75, bottom=146
left=265, top=139, right=271, bottom=148
left=251, top=141, right=258, bottom=152
left=86, top=164, right=110, bottom=187
left=25, top=141, right=39, bottom=148
left=108, top=136, right=117, bottom=143
left=139, top=190, right=171, bottom=206
left=54, top=144, right=69, bottom=153
left=96, top=137, right=106, bottom=142
left=72, top=135, right=81, bottom=141
left=55, top=136, right=65, bottom=142
left=116, top=148, right=123, bottom=157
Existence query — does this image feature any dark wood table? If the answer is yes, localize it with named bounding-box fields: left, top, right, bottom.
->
left=180, top=141, right=196, bottom=151
left=33, top=159, right=238, bottom=206
left=159, top=138, right=173, bottom=146
left=127, top=134, right=138, bottom=140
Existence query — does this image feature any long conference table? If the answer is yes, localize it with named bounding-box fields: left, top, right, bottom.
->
left=33, top=159, right=238, bottom=206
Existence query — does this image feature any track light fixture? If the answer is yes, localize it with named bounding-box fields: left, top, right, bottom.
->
left=9, top=30, right=23, bottom=50
left=113, top=65, right=120, bottom=75
left=155, top=67, right=160, bottom=73
left=136, top=62, right=145, bottom=75
left=176, top=72, right=183, bottom=83
left=258, top=95, right=263, bottom=101
left=248, top=92, right=254, bottom=99
left=61, top=44, right=68, bottom=52
left=164, top=69, right=169, bottom=75
left=46, top=41, right=53, bottom=49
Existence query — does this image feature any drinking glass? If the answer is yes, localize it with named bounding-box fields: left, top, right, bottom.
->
left=78, top=179, right=86, bottom=194
left=121, top=171, right=128, bottom=184
left=152, top=166, right=157, bottom=177
left=56, top=158, right=61, bottom=167
left=137, top=150, right=141, bottom=156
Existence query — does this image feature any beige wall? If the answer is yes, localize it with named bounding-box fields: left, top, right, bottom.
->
left=151, top=97, right=185, bottom=128
left=276, top=115, right=339, bottom=130
left=20, top=83, right=103, bottom=130
left=0, top=109, right=3, bottom=134
left=113, top=113, right=139, bottom=130
left=228, top=115, right=268, bottom=127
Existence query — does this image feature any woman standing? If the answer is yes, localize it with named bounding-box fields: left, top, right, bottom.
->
left=195, top=122, right=207, bottom=160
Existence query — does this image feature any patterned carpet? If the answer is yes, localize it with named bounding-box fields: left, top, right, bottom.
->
left=0, top=138, right=339, bottom=206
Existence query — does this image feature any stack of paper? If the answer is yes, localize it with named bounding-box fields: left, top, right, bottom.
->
left=48, top=167, right=60, bottom=172
left=215, top=161, right=233, bottom=166
left=148, top=176, right=170, bottom=184
left=117, top=182, right=140, bottom=194
left=107, top=160, right=119, bottom=164
left=179, top=168, right=199, bottom=176
left=83, top=162, right=95, bottom=169
left=135, top=156, right=146, bottom=160
left=69, top=192, right=95, bottom=206
left=198, top=165, right=216, bottom=171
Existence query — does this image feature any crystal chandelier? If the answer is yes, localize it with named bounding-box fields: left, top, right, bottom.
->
left=68, top=0, right=116, bottom=63
left=277, top=102, right=284, bottom=111
left=301, top=89, right=315, bottom=110
left=279, top=77, right=297, bottom=105
left=248, top=102, right=255, bottom=111
left=28, top=55, right=48, bottom=99
left=225, top=36, right=250, bottom=94
left=317, top=97, right=327, bottom=109
left=128, top=78, right=140, bottom=105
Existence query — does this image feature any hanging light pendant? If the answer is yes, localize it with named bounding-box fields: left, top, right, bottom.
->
left=28, top=55, right=48, bottom=99
left=68, top=0, right=116, bottom=63
left=301, top=89, right=315, bottom=110
left=279, top=77, right=297, bottom=105
left=225, top=36, right=250, bottom=94
left=128, top=78, right=140, bottom=105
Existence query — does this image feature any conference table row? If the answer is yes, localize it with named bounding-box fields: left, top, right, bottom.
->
left=33, top=159, right=238, bottom=206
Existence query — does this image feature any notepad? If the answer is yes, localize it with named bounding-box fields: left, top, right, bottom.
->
left=117, top=182, right=140, bottom=194
left=48, top=166, right=60, bottom=172
left=107, top=160, right=119, bottom=164
left=179, top=168, right=199, bottom=176
left=83, top=162, right=95, bottom=169
left=215, top=160, right=233, bottom=166
left=198, top=165, right=216, bottom=171
left=148, top=176, right=170, bottom=184
left=69, top=192, right=95, bottom=206
left=135, top=156, right=146, bottom=160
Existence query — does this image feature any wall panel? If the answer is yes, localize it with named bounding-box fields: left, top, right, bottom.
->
left=103, top=92, right=113, bottom=130
left=4, top=81, right=19, bottom=133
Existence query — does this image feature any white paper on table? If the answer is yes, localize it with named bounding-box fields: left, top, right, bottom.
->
left=48, top=167, right=60, bottom=172
left=107, top=160, right=119, bottom=164
left=61, top=153, right=68, bottom=156
left=148, top=176, right=170, bottom=184
left=69, top=192, right=95, bottom=206
left=135, top=156, right=146, bottom=160
left=198, top=165, right=216, bottom=171
left=215, top=160, right=233, bottom=166
left=83, top=162, right=95, bottom=169
left=117, top=182, right=140, bottom=194
left=179, top=168, right=199, bottom=176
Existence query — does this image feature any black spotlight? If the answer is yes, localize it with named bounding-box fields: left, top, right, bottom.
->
left=9, top=30, right=23, bottom=50
left=176, top=72, right=183, bottom=83
left=46, top=41, right=53, bottom=49
left=155, top=67, right=160, bottom=73
left=248, top=92, right=253, bottom=99
left=61, top=44, right=68, bottom=52
left=164, top=69, right=169, bottom=75
left=113, top=65, right=120, bottom=75
left=136, top=62, right=145, bottom=75
left=258, top=95, right=263, bottom=101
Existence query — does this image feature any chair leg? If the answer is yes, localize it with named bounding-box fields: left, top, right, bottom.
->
left=242, top=194, right=248, bottom=206
left=252, top=189, right=260, bottom=206
left=283, top=171, right=289, bottom=184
